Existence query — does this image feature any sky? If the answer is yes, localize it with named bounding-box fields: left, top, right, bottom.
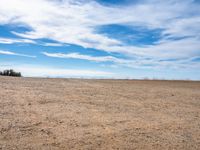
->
left=0, top=0, right=200, bottom=79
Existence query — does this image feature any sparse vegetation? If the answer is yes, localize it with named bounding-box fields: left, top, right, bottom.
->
left=0, top=69, right=22, bottom=77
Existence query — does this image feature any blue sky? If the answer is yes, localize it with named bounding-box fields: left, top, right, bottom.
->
left=0, top=0, right=200, bottom=79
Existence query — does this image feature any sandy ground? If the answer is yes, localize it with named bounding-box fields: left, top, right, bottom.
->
left=0, top=76, right=200, bottom=150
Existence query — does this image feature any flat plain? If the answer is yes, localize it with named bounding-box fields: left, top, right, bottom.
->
left=0, top=76, right=200, bottom=150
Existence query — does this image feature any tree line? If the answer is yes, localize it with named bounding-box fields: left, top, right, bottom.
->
left=0, top=69, right=22, bottom=77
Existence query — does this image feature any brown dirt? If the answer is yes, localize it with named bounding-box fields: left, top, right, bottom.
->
left=0, top=76, right=200, bottom=150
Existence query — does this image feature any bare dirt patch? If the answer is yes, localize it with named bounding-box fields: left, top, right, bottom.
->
left=0, top=77, right=200, bottom=149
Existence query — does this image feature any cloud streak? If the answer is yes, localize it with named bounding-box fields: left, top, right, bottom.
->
left=0, top=37, right=36, bottom=44
left=42, top=51, right=124, bottom=63
left=0, top=50, right=36, bottom=58
left=42, top=51, right=200, bottom=70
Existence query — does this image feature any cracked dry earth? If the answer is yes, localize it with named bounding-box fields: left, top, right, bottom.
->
left=0, top=76, right=200, bottom=150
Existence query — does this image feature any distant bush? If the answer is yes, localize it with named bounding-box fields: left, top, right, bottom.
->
left=0, top=69, right=22, bottom=77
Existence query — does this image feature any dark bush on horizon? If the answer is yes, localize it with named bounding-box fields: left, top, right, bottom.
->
left=0, top=69, right=22, bottom=77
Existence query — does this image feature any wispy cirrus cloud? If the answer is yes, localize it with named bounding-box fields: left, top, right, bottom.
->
left=0, top=50, right=36, bottom=58
left=0, top=37, right=69, bottom=49
left=41, top=42, right=64, bottom=47
left=42, top=51, right=200, bottom=70
left=0, top=37, right=36, bottom=44
left=42, top=51, right=124, bottom=63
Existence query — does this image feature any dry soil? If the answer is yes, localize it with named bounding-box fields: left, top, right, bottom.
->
left=0, top=76, right=200, bottom=150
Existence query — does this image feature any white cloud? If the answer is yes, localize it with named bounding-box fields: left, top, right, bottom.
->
left=42, top=51, right=200, bottom=70
left=42, top=51, right=125, bottom=63
left=0, top=37, right=36, bottom=44
left=0, top=0, right=199, bottom=63
left=0, top=50, right=36, bottom=58
left=0, top=37, right=69, bottom=47
left=41, top=42, right=64, bottom=47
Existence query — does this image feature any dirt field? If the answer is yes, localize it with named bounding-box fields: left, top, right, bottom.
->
left=0, top=76, right=200, bottom=150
